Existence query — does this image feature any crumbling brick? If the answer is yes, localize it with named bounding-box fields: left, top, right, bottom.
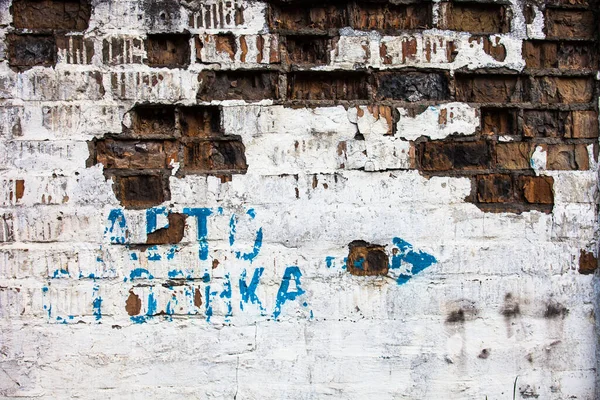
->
left=130, top=105, right=177, bottom=137
left=420, top=140, right=491, bottom=172
left=284, top=36, right=330, bottom=65
left=439, top=2, right=510, bottom=34
left=95, top=140, right=178, bottom=170
left=526, top=77, right=594, bottom=104
left=546, top=144, right=589, bottom=170
left=481, top=108, right=517, bottom=136
left=496, top=143, right=533, bottom=170
left=476, top=174, right=513, bottom=203
left=570, top=111, right=599, bottom=139
left=347, top=240, right=389, bottom=276
left=182, top=140, right=248, bottom=173
left=455, top=75, right=521, bottom=103
left=8, top=34, right=56, bottom=69
left=375, top=72, right=448, bottom=102
left=179, top=106, right=222, bottom=138
left=523, top=110, right=569, bottom=137
left=11, top=0, right=91, bottom=31
left=579, top=250, right=598, bottom=274
left=197, top=70, right=279, bottom=101
left=112, top=174, right=169, bottom=209
left=545, top=9, right=596, bottom=39
left=519, top=176, right=554, bottom=204
left=288, top=72, right=368, bottom=101
left=145, top=34, right=191, bottom=68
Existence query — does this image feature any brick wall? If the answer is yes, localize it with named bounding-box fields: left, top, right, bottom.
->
left=0, top=0, right=598, bottom=398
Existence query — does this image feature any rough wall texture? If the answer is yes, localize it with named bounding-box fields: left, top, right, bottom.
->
left=0, top=0, right=599, bottom=398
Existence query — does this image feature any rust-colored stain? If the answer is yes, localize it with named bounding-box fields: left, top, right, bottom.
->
left=194, top=288, right=202, bottom=308
left=15, top=180, right=25, bottom=201
left=212, top=259, right=220, bottom=269
left=125, top=290, right=142, bottom=316
left=578, top=250, right=597, bottom=274
left=346, top=240, right=389, bottom=276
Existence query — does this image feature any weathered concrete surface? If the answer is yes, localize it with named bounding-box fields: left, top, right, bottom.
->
left=0, top=0, right=598, bottom=398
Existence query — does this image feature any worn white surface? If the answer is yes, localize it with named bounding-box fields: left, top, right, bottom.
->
left=0, top=0, right=598, bottom=399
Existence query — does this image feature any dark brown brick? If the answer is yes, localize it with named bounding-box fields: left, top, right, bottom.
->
left=545, top=9, right=596, bottom=39
left=579, top=250, right=597, bottom=275
left=284, top=36, right=330, bottom=65
left=496, top=142, right=532, bottom=170
left=476, top=174, right=513, bottom=203
left=519, top=176, right=554, bottom=204
left=523, top=41, right=558, bottom=69
left=146, top=213, right=187, bottom=245
left=570, top=111, right=599, bottom=139
left=288, top=72, right=368, bottom=101
left=113, top=174, right=169, bottom=209
left=557, top=43, right=597, bottom=70
left=130, top=105, right=177, bottom=137
left=11, top=0, right=91, bottom=31
left=145, top=34, right=191, bottom=68
left=481, top=108, right=517, bottom=136
left=346, top=240, right=389, bottom=276
left=183, top=140, right=248, bottom=173
left=420, top=140, right=491, bottom=171
left=440, top=2, right=510, bottom=34
left=95, top=140, right=178, bottom=170
left=455, top=75, right=521, bottom=103
left=179, top=106, right=222, bottom=138
left=8, top=34, right=56, bottom=69
left=349, top=2, right=431, bottom=31
left=523, top=110, right=570, bottom=138
left=197, top=71, right=279, bottom=101
left=375, top=72, right=448, bottom=102
left=454, top=141, right=491, bottom=170
left=269, top=3, right=349, bottom=32
left=547, top=144, right=589, bottom=170
left=526, top=77, right=594, bottom=104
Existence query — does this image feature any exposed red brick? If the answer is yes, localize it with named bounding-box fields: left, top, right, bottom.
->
left=440, top=2, right=509, bottom=34
left=145, top=34, right=191, bottom=68
left=11, top=0, right=91, bottom=31
left=346, top=240, right=389, bottom=276
left=288, top=72, right=368, bottom=101
left=8, top=34, right=56, bottom=69
left=476, top=174, right=513, bottom=203
left=130, top=105, right=177, bottom=137
left=95, top=140, right=178, bottom=170
left=15, top=180, right=24, bottom=201
left=546, top=144, right=589, bottom=170
left=545, top=9, right=596, bottom=39
left=570, top=111, right=599, bottom=139
left=420, top=140, right=491, bottom=172
left=197, top=71, right=279, bottom=101
left=284, top=36, right=330, bottom=65
left=481, top=108, right=516, bottom=136
left=579, top=250, right=598, bottom=275
left=179, top=106, right=222, bottom=138
left=182, top=140, right=248, bottom=173
left=113, top=174, right=169, bottom=209
left=146, top=213, right=187, bottom=245
left=375, top=72, right=448, bottom=102
left=520, top=176, right=554, bottom=204
left=125, top=290, right=141, bottom=315
left=496, top=142, right=532, bottom=170
left=527, top=77, right=594, bottom=104
left=455, top=75, right=521, bottom=103
left=523, top=110, right=570, bottom=138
